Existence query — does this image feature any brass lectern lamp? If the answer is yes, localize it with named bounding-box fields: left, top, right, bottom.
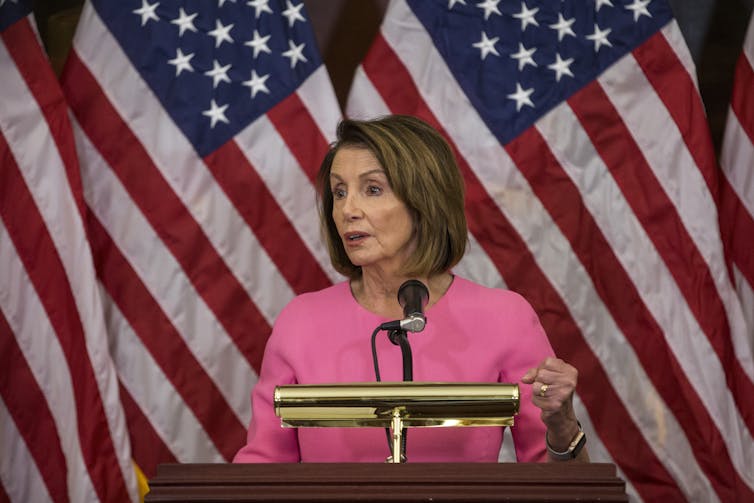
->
left=274, top=281, right=520, bottom=463
left=275, top=382, right=520, bottom=464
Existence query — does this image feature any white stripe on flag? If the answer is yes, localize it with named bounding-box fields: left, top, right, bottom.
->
left=733, top=263, right=754, bottom=337
left=101, top=289, right=227, bottom=461
left=0, top=397, right=53, bottom=503
left=72, top=118, right=254, bottom=425
left=662, top=22, right=699, bottom=91
left=598, top=51, right=753, bottom=377
left=536, top=100, right=754, bottom=489
left=0, top=220, right=101, bottom=503
left=721, top=111, right=754, bottom=219
left=234, top=114, right=341, bottom=284
left=346, top=65, right=391, bottom=120
left=297, top=66, right=342, bottom=153
left=1, top=32, right=136, bottom=501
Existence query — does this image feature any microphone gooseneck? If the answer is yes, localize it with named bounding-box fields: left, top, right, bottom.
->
left=370, top=279, right=430, bottom=463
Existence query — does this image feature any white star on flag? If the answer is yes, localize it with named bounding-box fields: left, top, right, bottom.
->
left=547, top=53, right=574, bottom=81
left=549, top=14, right=576, bottom=41
left=282, top=1, right=306, bottom=27
left=168, top=48, right=194, bottom=76
left=586, top=23, right=613, bottom=51
left=448, top=0, right=466, bottom=8
left=513, top=2, right=540, bottom=31
left=595, top=0, right=614, bottom=11
left=510, top=42, right=537, bottom=70
left=476, top=0, right=502, bottom=21
left=247, top=0, right=273, bottom=18
left=204, top=60, right=232, bottom=88
left=625, top=0, right=652, bottom=22
left=507, top=82, right=535, bottom=111
left=282, top=39, right=308, bottom=68
left=171, top=7, right=197, bottom=37
left=201, top=99, right=230, bottom=128
left=208, top=19, right=234, bottom=48
left=242, top=69, right=270, bottom=98
left=245, top=30, right=272, bottom=58
left=472, top=31, right=500, bottom=60
left=133, top=0, right=159, bottom=27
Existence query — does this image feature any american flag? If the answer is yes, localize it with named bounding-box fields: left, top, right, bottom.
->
left=720, top=13, right=754, bottom=357
left=346, top=0, right=754, bottom=501
left=0, top=1, right=137, bottom=501
left=60, top=0, right=341, bottom=481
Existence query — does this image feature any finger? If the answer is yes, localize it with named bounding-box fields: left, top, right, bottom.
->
left=535, top=367, right=577, bottom=388
left=520, top=367, right=538, bottom=383
left=538, top=356, right=568, bottom=372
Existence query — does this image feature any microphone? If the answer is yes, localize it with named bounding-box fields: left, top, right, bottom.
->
left=380, top=279, right=429, bottom=333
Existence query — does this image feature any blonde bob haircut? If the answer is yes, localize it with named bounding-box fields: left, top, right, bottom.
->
left=316, top=115, right=468, bottom=279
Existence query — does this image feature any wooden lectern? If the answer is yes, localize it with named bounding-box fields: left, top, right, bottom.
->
left=146, top=383, right=627, bottom=501
left=145, top=462, right=628, bottom=501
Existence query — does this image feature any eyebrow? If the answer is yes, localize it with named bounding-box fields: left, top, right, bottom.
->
left=330, top=169, right=386, bottom=181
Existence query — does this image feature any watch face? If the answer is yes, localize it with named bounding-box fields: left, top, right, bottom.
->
left=570, top=431, right=586, bottom=458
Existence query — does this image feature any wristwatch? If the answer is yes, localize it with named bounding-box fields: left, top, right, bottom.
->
left=546, top=421, right=586, bottom=460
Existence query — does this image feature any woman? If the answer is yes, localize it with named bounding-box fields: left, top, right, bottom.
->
left=234, top=115, right=588, bottom=463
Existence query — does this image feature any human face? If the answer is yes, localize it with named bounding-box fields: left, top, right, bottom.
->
left=330, top=147, right=415, bottom=275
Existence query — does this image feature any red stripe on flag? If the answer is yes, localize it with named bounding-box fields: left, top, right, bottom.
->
left=719, top=177, right=754, bottom=289
left=62, top=50, right=269, bottom=372
left=118, top=382, right=177, bottom=478
left=0, top=309, right=68, bottom=503
left=569, top=81, right=754, bottom=437
left=360, top=33, right=686, bottom=502
left=1, top=19, right=87, bottom=221
left=0, top=133, right=129, bottom=502
left=728, top=39, right=754, bottom=146
left=720, top=41, right=754, bottom=296
left=0, top=480, right=9, bottom=503
left=266, top=92, right=331, bottom=184
left=508, top=126, right=751, bottom=502
left=204, top=140, right=331, bottom=294
left=85, top=212, right=246, bottom=461
left=632, top=31, right=720, bottom=195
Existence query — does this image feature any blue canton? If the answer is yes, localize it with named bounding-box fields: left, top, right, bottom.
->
left=0, top=0, right=32, bottom=32
left=406, top=0, right=674, bottom=145
left=93, top=0, right=321, bottom=156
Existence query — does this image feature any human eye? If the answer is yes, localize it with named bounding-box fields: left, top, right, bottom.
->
left=366, top=184, right=383, bottom=196
left=332, top=186, right=346, bottom=200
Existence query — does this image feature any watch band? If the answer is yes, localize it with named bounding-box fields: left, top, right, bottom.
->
left=546, top=421, right=586, bottom=460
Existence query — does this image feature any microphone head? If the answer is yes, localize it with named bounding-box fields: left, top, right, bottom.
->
left=397, top=279, right=429, bottom=314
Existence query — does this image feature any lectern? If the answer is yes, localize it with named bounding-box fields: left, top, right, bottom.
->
left=146, top=382, right=627, bottom=501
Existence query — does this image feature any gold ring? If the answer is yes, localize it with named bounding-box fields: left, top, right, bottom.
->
left=539, top=384, right=548, bottom=397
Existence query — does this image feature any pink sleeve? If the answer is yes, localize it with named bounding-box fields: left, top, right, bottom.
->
left=499, top=292, right=552, bottom=463
left=233, top=309, right=300, bottom=463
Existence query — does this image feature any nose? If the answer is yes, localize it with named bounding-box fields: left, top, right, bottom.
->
left=341, top=192, right=363, bottom=220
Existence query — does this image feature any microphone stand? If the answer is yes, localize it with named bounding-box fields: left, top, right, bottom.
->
left=370, top=278, right=428, bottom=462
left=388, top=329, right=413, bottom=382
left=370, top=326, right=414, bottom=462
left=387, top=329, right=412, bottom=462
